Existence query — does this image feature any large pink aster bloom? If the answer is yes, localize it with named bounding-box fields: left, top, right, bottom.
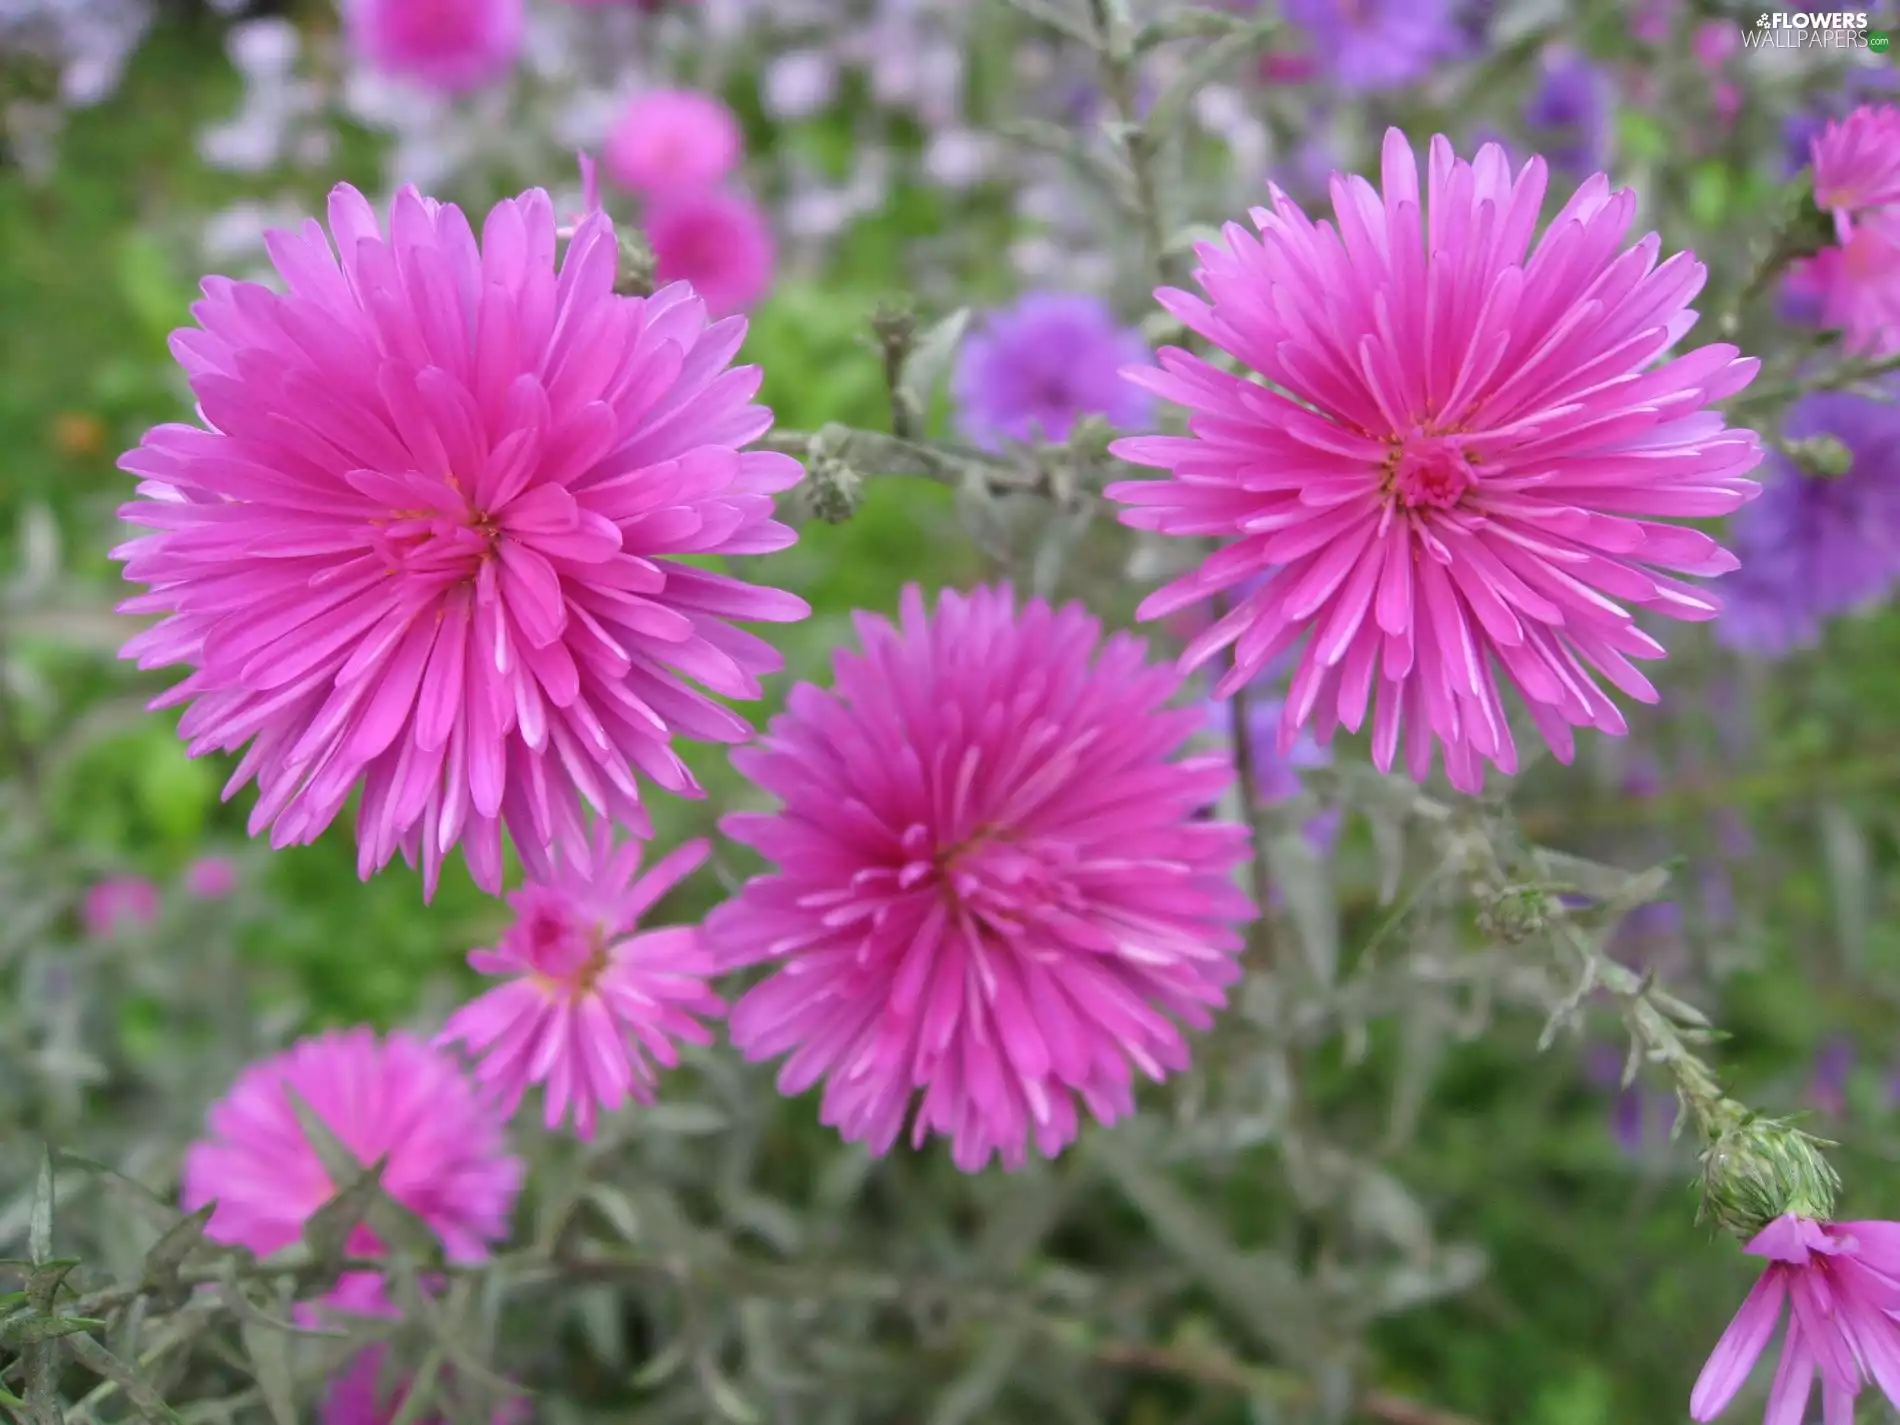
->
left=182, top=1030, right=522, bottom=1313
left=437, top=825, right=721, bottom=1139
left=114, top=184, right=808, bottom=898
left=1691, top=1214, right=1900, bottom=1424
left=705, top=584, right=1256, bottom=1172
left=1811, top=104, right=1900, bottom=239
left=342, top=0, right=523, bottom=94
left=1107, top=129, right=1763, bottom=794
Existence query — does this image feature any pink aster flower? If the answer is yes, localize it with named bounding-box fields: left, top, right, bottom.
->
left=342, top=0, right=523, bottom=94
left=1788, top=218, right=1900, bottom=359
left=323, top=1346, right=529, bottom=1425
left=1107, top=130, right=1763, bottom=795
left=182, top=1029, right=522, bottom=1312
left=603, top=88, right=744, bottom=197
left=644, top=189, right=777, bottom=317
left=1691, top=1214, right=1900, bottom=1424
left=1812, top=104, right=1900, bottom=239
left=81, top=875, right=160, bottom=938
left=437, top=825, right=721, bottom=1139
left=114, top=183, right=808, bottom=899
left=705, top=584, right=1256, bottom=1173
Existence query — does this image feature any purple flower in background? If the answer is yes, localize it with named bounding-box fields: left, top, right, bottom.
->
left=1718, top=388, right=1900, bottom=657
left=1279, top=0, right=1467, bottom=92
left=952, top=293, right=1153, bottom=451
left=1210, top=693, right=1342, bottom=859
left=1809, top=1036, right=1855, bottom=1117
left=1584, top=1043, right=1680, bottom=1156
left=1522, top=48, right=1611, bottom=180
left=341, top=0, right=523, bottom=94
left=82, top=876, right=160, bottom=939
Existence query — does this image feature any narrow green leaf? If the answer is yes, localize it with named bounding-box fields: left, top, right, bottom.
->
left=384, top=1350, right=443, bottom=1425
left=238, top=1320, right=298, bottom=1425
left=29, top=1150, right=53, bottom=1267
left=301, top=1158, right=388, bottom=1271
left=1, top=1314, right=103, bottom=1345
left=896, top=308, right=970, bottom=425
left=698, top=1356, right=762, bottom=1425
left=630, top=1338, right=689, bottom=1389
left=25, top=1261, right=81, bottom=1312
left=1142, top=21, right=1276, bottom=139
left=63, top=1332, right=186, bottom=1425
left=141, top=1203, right=216, bottom=1301
left=285, top=1090, right=437, bottom=1262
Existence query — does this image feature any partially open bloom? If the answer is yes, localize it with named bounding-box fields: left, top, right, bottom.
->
left=603, top=88, right=744, bottom=197
left=707, top=584, right=1255, bottom=1172
left=1812, top=104, right=1900, bottom=238
left=323, top=1345, right=529, bottom=1425
left=81, top=875, right=160, bottom=938
left=341, top=0, right=522, bottom=93
left=951, top=292, right=1154, bottom=452
left=1108, top=130, right=1763, bottom=794
left=436, top=826, right=721, bottom=1139
left=115, top=183, right=807, bottom=898
left=1691, top=1215, right=1900, bottom=1423
left=644, top=189, right=778, bottom=316
left=1718, top=387, right=1900, bottom=657
left=182, top=1029, right=522, bottom=1313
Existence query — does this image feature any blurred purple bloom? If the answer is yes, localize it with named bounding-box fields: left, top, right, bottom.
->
left=1718, top=388, right=1900, bottom=657
left=952, top=293, right=1153, bottom=451
left=1584, top=1043, right=1679, bottom=1156
left=1280, top=0, right=1467, bottom=92
left=1209, top=694, right=1342, bottom=858
left=82, top=876, right=160, bottom=939
left=1523, top=48, right=1611, bottom=181
left=183, top=856, right=238, bottom=900
left=1810, top=1036, right=1855, bottom=1117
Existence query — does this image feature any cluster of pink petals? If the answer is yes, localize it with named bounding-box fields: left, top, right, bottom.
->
left=342, top=0, right=523, bottom=94
left=706, top=583, right=1255, bottom=1172
left=81, top=875, right=160, bottom=938
left=115, top=183, right=807, bottom=900
left=437, top=823, right=722, bottom=1139
left=182, top=1029, right=522, bottom=1311
left=604, top=90, right=744, bottom=198
left=1693, top=1214, right=1900, bottom=1424
left=1792, top=105, right=1900, bottom=358
left=1108, top=129, right=1763, bottom=794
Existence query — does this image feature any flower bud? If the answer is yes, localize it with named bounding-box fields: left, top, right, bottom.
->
left=1698, top=1113, right=1840, bottom=1240
left=807, top=451, right=864, bottom=524
left=1477, top=885, right=1548, bottom=944
left=615, top=230, right=658, bottom=298
left=1786, top=434, right=1853, bottom=480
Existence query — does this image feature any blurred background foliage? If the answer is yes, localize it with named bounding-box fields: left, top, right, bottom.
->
left=6, top=3, right=1900, bottom=1423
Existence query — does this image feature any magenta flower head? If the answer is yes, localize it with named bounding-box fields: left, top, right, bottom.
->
left=1107, top=130, right=1764, bottom=795
left=114, top=183, right=808, bottom=899
left=436, top=825, right=722, bottom=1139
left=951, top=292, right=1155, bottom=453
left=1692, top=1215, right=1900, bottom=1424
left=183, top=855, right=238, bottom=900
left=603, top=88, right=744, bottom=197
left=182, top=1029, right=522, bottom=1312
left=706, top=584, right=1256, bottom=1173
left=1786, top=220, right=1900, bottom=359
left=644, top=189, right=778, bottom=317
left=81, top=875, right=160, bottom=938
left=1811, top=104, right=1900, bottom=238
left=342, top=0, right=523, bottom=94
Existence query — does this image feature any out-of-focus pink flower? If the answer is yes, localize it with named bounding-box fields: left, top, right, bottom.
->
left=181, top=1029, right=522, bottom=1313
left=436, top=826, right=721, bottom=1140
left=1691, top=1214, right=1900, bottom=1423
left=707, top=583, right=1256, bottom=1172
left=1691, top=19, right=1738, bottom=70
left=603, top=89, right=744, bottom=197
left=1106, top=130, right=1763, bottom=795
left=645, top=189, right=777, bottom=315
left=1789, top=215, right=1900, bottom=358
left=322, top=1345, right=529, bottom=1425
left=1812, top=104, right=1900, bottom=236
left=82, top=876, right=160, bottom=938
left=114, top=183, right=808, bottom=900
left=341, top=0, right=522, bottom=93
left=183, top=855, right=238, bottom=900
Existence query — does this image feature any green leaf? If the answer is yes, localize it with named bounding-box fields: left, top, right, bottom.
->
left=141, top=1203, right=216, bottom=1303
left=238, top=1319, right=298, bottom=1425
left=698, top=1356, right=762, bottom=1425
left=285, top=1089, right=437, bottom=1263
left=301, top=1158, right=388, bottom=1272
left=1689, top=163, right=1732, bottom=228
left=63, top=1331, right=186, bottom=1425
left=896, top=308, right=970, bottom=427
left=384, top=1350, right=444, bottom=1425
left=29, top=1149, right=53, bottom=1267
left=1, top=1314, right=104, bottom=1346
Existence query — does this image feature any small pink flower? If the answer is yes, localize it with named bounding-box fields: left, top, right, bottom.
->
left=342, top=0, right=523, bottom=93
left=707, top=584, right=1256, bottom=1172
left=182, top=1029, right=522, bottom=1313
left=603, top=89, right=744, bottom=197
left=645, top=189, right=777, bottom=316
left=82, top=876, right=160, bottom=938
left=1691, top=1214, right=1900, bottom=1423
left=183, top=855, right=238, bottom=899
left=1812, top=105, right=1900, bottom=239
left=1789, top=216, right=1900, bottom=358
left=437, top=827, right=721, bottom=1140
left=1691, top=19, right=1738, bottom=70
